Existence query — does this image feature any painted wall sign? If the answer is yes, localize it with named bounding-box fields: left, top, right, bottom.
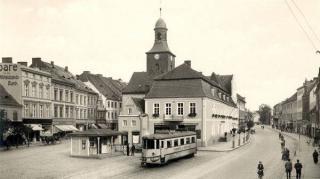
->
left=0, top=63, right=22, bottom=105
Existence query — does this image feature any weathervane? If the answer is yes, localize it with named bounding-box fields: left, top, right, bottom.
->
left=160, top=0, right=162, bottom=17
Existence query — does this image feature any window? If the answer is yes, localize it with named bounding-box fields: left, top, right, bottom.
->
left=32, top=85, right=36, bottom=97
left=144, top=139, right=154, bottom=149
left=84, top=110, right=87, bottom=118
left=186, top=137, right=190, bottom=144
left=132, top=120, right=136, bottom=126
left=180, top=138, right=185, bottom=145
left=59, top=89, right=63, bottom=101
left=120, top=102, right=122, bottom=108
left=45, top=87, right=50, bottom=99
left=24, top=104, right=29, bottom=117
left=39, top=105, right=43, bottom=118
left=65, top=90, right=69, bottom=102
left=80, top=95, right=83, bottom=105
left=70, top=91, right=73, bottom=102
left=192, top=136, right=196, bottom=143
left=107, top=101, right=110, bottom=108
left=190, top=103, right=196, bottom=114
left=107, top=112, right=110, bottom=119
left=111, top=102, right=113, bottom=108
left=32, top=104, right=36, bottom=117
left=70, top=107, right=73, bottom=118
left=75, top=94, right=78, bottom=104
left=153, top=103, right=160, bottom=115
left=84, top=96, right=87, bottom=105
left=165, top=103, right=172, bottom=115
left=54, top=88, right=58, bottom=101
left=174, top=139, right=179, bottom=147
left=24, top=84, right=29, bottom=96
left=65, top=107, right=69, bottom=118
left=167, top=140, right=172, bottom=148
left=46, top=105, right=50, bottom=118
left=82, top=140, right=86, bottom=150
left=59, top=106, right=63, bottom=118
left=123, top=120, right=127, bottom=126
left=115, top=102, right=117, bottom=108
left=161, top=141, right=164, bottom=148
left=177, top=103, right=184, bottom=115
left=128, top=108, right=132, bottom=115
left=39, top=86, right=43, bottom=98
left=54, top=106, right=58, bottom=118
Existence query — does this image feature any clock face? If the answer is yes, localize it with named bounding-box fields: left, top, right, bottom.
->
left=154, top=54, right=160, bottom=60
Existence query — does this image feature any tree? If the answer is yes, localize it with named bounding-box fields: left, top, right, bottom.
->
left=247, top=120, right=254, bottom=130
left=257, top=104, right=272, bottom=125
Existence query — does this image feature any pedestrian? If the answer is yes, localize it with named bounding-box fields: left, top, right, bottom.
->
left=126, top=143, right=130, bottom=156
left=313, top=149, right=319, bottom=164
left=294, top=159, right=303, bottom=179
left=131, top=144, right=135, bottom=156
left=285, top=158, right=292, bottom=179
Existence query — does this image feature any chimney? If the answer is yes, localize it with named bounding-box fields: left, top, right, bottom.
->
left=83, top=71, right=90, bottom=74
left=17, top=62, right=28, bottom=66
left=97, top=74, right=103, bottom=77
left=65, top=66, right=68, bottom=72
left=50, top=61, right=54, bottom=68
left=31, top=57, right=42, bottom=67
left=2, top=57, right=12, bottom=63
left=184, top=60, right=191, bottom=67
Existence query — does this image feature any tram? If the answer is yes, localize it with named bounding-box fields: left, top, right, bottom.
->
left=141, top=131, right=197, bottom=166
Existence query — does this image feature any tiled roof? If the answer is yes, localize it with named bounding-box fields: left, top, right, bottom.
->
left=146, top=64, right=237, bottom=107
left=78, top=72, right=126, bottom=101
left=122, top=72, right=153, bottom=94
left=283, top=92, right=297, bottom=104
left=132, top=97, right=145, bottom=113
left=0, top=84, right=22, bottom=107
left=31, top=60, right=96, bottom=93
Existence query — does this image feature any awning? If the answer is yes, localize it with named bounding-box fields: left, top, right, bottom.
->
left=27, top=124, right=44, bottom=131
left=55, top=125, right=79, bottom=132
left=97, top=124, right=108, bottom=129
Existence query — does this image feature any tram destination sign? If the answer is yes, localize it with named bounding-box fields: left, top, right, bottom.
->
left=0, top=63, right=22, bottom=105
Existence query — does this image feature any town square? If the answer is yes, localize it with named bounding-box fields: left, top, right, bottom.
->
left=0, top=0, right=320, bottom=178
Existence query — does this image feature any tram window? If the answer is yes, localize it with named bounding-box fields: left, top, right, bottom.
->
left=186, top=137, right=190, bottom=144
left=156, top=140, right=160, bottom=149
left=167, top=140, right=172, bottom=148
left=180, top=138, right=185, bottom=145
left=191, top=137, right=195, bottom=143
left=145, top=139, right=154, bottom=149
left=174, top=139, right=179, bottom=147
left=161, top=141, right=164, bottom=148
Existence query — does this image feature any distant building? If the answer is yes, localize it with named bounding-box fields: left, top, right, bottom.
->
left=279, top=93, right=297, bottom=132
left=237, top=94, right=246, bottom=130
left=78, top=71, right=126, bottom=130
left=273, top=102, right=282, bottom=129
left=119, top=18, right=240, bottom=147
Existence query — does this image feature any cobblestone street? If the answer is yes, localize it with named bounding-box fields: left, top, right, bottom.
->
left=1, top=127, right=318, bottom=179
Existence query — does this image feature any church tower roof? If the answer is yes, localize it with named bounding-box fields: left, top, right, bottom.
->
left=146, top=17, right=175, bottom=56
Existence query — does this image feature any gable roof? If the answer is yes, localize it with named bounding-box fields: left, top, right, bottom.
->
left=78, top=72, right=126, bottom=101
left=122, top=72, right=153, bottom=94
left=0, top=84, right=22, bottom=107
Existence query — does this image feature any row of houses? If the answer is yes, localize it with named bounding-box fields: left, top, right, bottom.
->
left=0, top=57, right=124, bottom=143
left=273, top=69, right=320, bottom=138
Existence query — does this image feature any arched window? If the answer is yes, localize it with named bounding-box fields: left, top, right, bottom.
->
left=157, top=32, right=162, bottom=40
left=155, top=63, right=160, bottom=72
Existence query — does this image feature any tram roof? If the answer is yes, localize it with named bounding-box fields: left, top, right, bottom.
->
left=142, top=131, right=196, bottom=140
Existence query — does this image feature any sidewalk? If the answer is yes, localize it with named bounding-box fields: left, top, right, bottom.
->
left=277, top=130, right=320, bottom=179
left=0, top=139, right=66, bottom=152
left=198, top=133, right=251, bottom=152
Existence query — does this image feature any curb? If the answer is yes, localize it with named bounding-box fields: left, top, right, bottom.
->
left=198, top=136, right=252, bottom=152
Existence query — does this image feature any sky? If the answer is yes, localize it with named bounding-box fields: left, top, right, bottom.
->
left=1, top=0, right=320, bottom=110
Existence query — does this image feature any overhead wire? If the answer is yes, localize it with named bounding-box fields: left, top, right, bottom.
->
left=290, top=0, right=320, bottom=44
left=284, top=0, right=319, bottom=52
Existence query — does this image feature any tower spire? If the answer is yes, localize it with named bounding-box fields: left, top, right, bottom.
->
left=159, top=0, right=162, bottom=17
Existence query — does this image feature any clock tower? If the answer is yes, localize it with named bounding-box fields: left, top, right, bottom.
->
left=146, top=18, right=175, bottom=76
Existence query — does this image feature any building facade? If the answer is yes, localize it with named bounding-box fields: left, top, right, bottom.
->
left=78, top=71, right=126, bottom=130
left=119, top=18, right=240, bottom=147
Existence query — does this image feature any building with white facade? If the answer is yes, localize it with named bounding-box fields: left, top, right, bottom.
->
left=119, top=17, right=239, bottom=147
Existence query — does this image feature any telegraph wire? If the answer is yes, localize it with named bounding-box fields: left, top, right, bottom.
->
left=284, top=0, right=319, bottom=52
left=290, top=0, right=320, bottom=44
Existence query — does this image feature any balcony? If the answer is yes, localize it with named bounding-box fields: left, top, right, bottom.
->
left=163, top=114, right=184, bottom=122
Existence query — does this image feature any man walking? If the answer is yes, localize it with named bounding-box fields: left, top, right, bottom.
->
left=313, top=149, right=319, bottom=164
left=131, top=144, right=135, bottom=156
left=126, top=143, right=130, bottom=156
left=294, top=159, right=303, bottom=179
left=285, top=159, right=292, bottom=179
